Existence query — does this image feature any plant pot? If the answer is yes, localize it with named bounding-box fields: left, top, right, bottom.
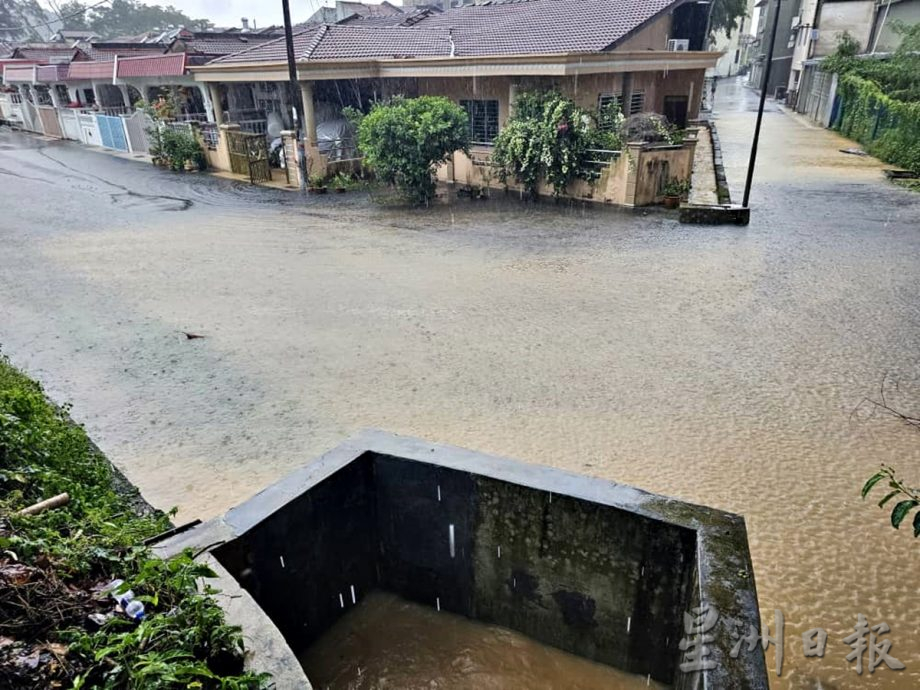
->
left=316, top=187, right=328, bottom=194
left=663, top=195, right=680, bottom=209
left=335, top=187, right=347, bottom=194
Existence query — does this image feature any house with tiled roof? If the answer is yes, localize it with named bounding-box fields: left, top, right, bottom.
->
left=192, top=0, right=720, bottom=189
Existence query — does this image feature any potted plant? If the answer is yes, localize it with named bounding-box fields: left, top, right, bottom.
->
left=331, top=172, right=352, bottom=193
left=661, top=178, right=690, bottom=209
left=308, top=174, right=328, bottom=194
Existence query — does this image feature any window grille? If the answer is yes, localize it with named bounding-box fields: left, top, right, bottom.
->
left=460, top=99, right=499, bottom=144
left=629, top=91, right=646, bottom=115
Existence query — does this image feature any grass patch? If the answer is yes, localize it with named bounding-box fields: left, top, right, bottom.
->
left=0, top=355, right=268, bottom=689
left=894, top=178, right=920, bottom=193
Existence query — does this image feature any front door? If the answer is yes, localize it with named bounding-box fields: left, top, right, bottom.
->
left=663, top=95, right=689, bottom=128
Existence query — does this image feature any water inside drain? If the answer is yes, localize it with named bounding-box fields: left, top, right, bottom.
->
left=300, top=591, right=668, bottom=689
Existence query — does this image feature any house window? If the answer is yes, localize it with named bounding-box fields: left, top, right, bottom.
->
left=597, top=94, right=622, bottom=131
left=598, top=93, right=623, bottom=115
left=628, top=90, right=646, bottom=115
left=460, top=99, right=499, bottom=144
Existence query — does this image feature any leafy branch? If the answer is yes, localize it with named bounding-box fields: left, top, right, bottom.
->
left=857, top=373, right=920, bottom=537
left=862, top=465, right=920, bottom=537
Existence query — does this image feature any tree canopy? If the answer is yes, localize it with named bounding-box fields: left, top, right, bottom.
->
left=710, top=0, right=748, bottom=39
left=57, top=0, right=212, bottom=38
left=0, top=0, right=50, bottom=40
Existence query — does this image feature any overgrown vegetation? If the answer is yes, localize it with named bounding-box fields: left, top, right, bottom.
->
left=490, top=91, right=623, bottom=199
left=140, top=97, right=207, bottom=172
left=353, top=96, right=470, bottom=205
left=0, top=355, right=268, bottom=689
left=709, top=0, right=749, bottom=40
left=823, top=24, right=920, bottom=174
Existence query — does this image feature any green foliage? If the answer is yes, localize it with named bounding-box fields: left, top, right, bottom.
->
left=862, top=465, right=920, bottom=537
left=65, top=553, right=268, bottom=689
left=331, top=171, right=356, bottom=190
left=833, top=75, right=920, bottom=174
left=490, top=91, right=622, bottom=199
left=58, top=0, right=213, bottom=38
left=0, top=354, right=268, bottom=688
left=356, top=96, right=470, bottom=205
left=821, top=24, right=920, bottom=173
left=709, top=0, right=748, bottom=40
left=823, top=23, right=920, bottom=101
left=153, top=127, right=206, bottom=172
left=661, top=178, right=691, bottom=198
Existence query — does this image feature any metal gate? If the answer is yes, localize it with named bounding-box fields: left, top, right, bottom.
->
left=227, top=130, right=271, bottom=184
left=95, top=114, right=129, bottom=151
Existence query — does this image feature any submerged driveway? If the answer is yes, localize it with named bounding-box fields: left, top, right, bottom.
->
left=2, top=79, right=920, bottom=688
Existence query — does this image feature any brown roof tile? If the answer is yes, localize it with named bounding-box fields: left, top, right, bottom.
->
left=210, top=0, right=684, bottom=65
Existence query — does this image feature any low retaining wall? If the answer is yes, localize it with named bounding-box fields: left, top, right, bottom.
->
left=438, top=136, right=698, bottom=207
left=156, top=430, right=768, bottom=689
left=681, top=119, right=750, bottom=225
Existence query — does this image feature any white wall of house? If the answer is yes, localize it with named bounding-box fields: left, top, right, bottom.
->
left=872, top=0, right=920, bottom=52
left=788, top=0, right=820, bottom=92
left=813, top=0, right=876, bottom=56
left=711, top=0, right=758, bottom=77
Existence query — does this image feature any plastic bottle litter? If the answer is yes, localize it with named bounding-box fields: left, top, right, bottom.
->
left=124, top=599, right=146, bottom=621
left=106, top=578, right=146, bottom=621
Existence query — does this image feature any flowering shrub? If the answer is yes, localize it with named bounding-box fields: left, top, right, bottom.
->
left=490, top=91, right=622, bottom=199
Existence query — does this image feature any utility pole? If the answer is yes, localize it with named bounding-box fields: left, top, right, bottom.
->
left=282, top=0, right=307, bottom=192
left=742, top=0, right=782, bottom=207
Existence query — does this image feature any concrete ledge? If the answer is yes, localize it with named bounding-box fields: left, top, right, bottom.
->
left=679, top=203, right=750, bottom=225
left=156, top=430, right=768, bottom=689
left=199, top=554, right=313, bottom=690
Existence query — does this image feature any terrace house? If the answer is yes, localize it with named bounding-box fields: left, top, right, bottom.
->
left=193, top=0, right=720, bottom=196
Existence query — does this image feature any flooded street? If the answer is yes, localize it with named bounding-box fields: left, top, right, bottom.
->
left=1, top=78, right=919, bottom=688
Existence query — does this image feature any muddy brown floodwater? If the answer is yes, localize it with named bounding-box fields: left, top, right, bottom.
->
left=2, top=79, right=920, bottom=689
left=300, top=591, right=667, bottom=690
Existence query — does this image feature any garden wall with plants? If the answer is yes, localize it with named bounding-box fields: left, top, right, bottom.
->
left=834, top=74, right=920, bottom=174
left=826, top=23, right=920, bottom=174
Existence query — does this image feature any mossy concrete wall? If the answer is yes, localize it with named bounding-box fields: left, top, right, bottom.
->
left=156, top=430, right=768, bottom=689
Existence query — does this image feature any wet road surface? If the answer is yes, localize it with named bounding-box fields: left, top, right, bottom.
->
left=1, top=78, right=920, bottom=689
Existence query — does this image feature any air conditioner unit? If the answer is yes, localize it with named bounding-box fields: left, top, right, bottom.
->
left=667, top=39, right=690, bottom=51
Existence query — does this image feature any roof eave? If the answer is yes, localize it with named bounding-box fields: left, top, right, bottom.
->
left=190, top=49, right=721, bottom=81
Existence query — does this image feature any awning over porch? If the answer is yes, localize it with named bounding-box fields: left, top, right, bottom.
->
left=2, top=64, right=38, bottom=83
left=67, top=60, right=115, bottom=81
left=117, top=53, right=186, bottom=78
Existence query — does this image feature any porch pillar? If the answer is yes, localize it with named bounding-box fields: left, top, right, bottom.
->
left=298, top=80, right=325, bottom=179
left=118, top=84, right=131, bottom=109
left=91, top=81, right=103, bottom=107
left=207, top=83, right=223, bottom=124
left=622, top=141, right=644, bottom=208
left=299, top=80, right=317, bottom=147
left=508, top=82, right=519, bottom=118
left=48, top=84, right=62, bottom=108
left=214, top=122, right=239, bottom=173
